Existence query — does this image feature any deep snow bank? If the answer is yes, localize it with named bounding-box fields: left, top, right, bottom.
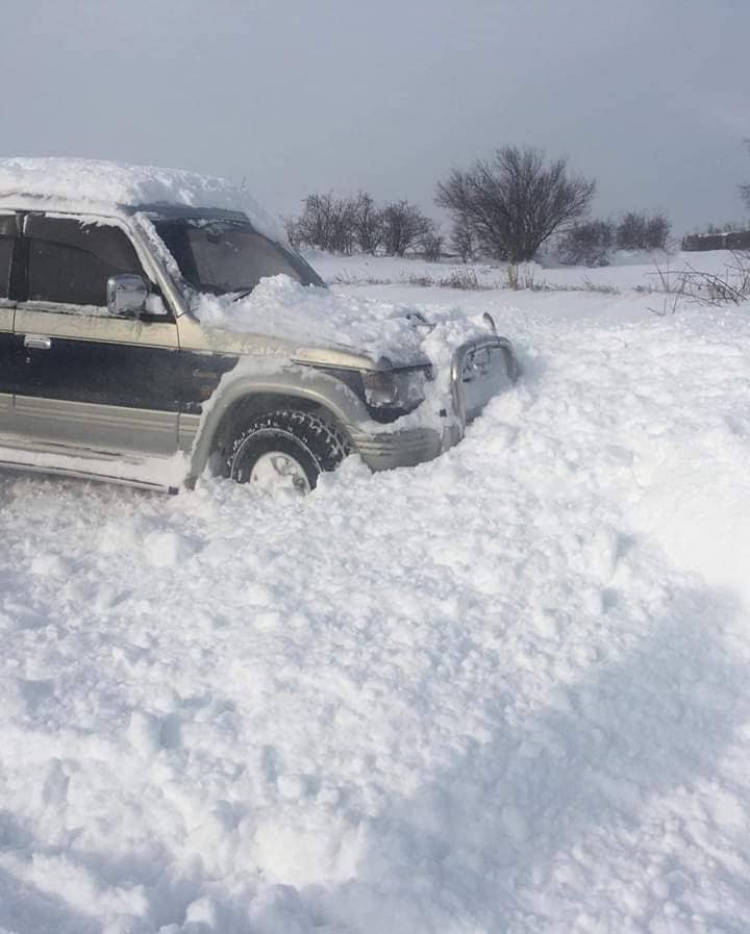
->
left=0, top=282, right=749, bottom=934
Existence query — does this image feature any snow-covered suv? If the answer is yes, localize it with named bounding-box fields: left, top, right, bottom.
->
left=0, top=158, right=518, bottom=493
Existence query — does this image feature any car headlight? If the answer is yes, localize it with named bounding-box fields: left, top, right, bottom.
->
left=362, top=366, right=430, bottom=414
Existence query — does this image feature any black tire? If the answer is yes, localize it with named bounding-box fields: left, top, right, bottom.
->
left=225, top=409, right=350, bottom=492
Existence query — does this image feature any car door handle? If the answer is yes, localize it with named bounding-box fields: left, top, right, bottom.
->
left=23, top=335, right=52, bottom=351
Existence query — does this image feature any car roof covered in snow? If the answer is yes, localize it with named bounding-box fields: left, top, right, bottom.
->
left=0, top=157, right=286, bottom=242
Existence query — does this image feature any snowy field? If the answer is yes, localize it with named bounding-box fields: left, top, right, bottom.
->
left=2, top=251, right=750, bottom=933
left=314, top=246, right=750, bottom=299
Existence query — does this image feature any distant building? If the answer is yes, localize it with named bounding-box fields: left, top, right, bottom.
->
left=682, top=230, right=750, bottom=251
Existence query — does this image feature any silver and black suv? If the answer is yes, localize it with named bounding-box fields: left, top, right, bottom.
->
left=0, top=163, right=518, bottom=493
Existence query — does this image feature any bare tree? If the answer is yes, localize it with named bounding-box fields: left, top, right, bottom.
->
left=616, top=211, right=671, bottom=250
left=284, top=216, right=302, bottom=250
left=295, top=192, right=358, bottom=254
left=450, top=213, right=479, bottom=263
left=436, top=145, right=595, bottom=263
left=740, top=140, right=750, bottom=212
left=353, top=192, right=384, bottom=254
left=289, top=192, right=437, bottom=257
left=420, top=228, right=444, bottom=261
left=557, top=219, right=615, bottom=266
left=645, top=214, right=671, bottom=250
left=381, top=200, right=434, bottom=256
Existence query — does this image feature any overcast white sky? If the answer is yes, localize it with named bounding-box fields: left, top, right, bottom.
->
left=2, top=0, right=748, bottom=233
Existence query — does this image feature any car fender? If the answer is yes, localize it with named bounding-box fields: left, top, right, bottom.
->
left=185, top=360, right=370, bottom=480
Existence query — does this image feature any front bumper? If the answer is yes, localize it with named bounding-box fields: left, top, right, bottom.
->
left=349, top=424, right=459, bottom=472
left=350, top=334, right=517, bottom=472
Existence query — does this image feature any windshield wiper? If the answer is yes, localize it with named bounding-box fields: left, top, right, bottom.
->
left=229, top=288, right=255, bottom=302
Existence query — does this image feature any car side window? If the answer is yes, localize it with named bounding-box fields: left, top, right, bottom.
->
left=25, top=215, right=144, bottom=309
left=0, top=215, right=18, bottom=300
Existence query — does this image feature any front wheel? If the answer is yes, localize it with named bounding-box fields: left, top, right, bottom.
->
left=225, top=410, right=350, bottom=494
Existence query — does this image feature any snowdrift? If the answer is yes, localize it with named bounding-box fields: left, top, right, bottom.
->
left=0, top=262, right=749, bottom=934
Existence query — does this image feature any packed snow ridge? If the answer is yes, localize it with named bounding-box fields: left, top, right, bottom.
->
left=1, top=252, right=750, bottom=934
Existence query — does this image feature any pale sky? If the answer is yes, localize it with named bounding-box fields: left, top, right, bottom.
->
left=2, top=0, right=749, bottom=233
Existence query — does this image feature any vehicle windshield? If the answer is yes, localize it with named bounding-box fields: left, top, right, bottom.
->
left=152, top=217, right=324, bottom=296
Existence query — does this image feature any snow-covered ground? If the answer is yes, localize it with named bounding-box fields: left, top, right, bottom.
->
left=2, top=252, right=750, bottom=934
left=312, top=246, right=748, bottom=298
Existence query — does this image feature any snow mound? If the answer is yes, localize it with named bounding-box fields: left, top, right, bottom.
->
left=0, top=156, right=286, bottom=242
left=0, top=275, right=750, bottom=933
left=196, top=274, right=490, bottom=367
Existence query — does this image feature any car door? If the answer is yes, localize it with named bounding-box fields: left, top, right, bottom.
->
left=0, top=213, right=20, bottom=434
left=11, top=213, right=181, bottom=458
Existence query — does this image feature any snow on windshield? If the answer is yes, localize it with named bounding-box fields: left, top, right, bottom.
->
left=152, top=217, right=322, bottom=295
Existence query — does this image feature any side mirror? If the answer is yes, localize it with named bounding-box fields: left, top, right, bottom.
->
left=107, top=274, right=148, bottom=317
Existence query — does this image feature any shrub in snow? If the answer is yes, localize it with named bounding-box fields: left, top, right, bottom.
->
left=353, top=191, right=385, bottom=255
left=616, top=211, right=671, bottom=251
left=435, top=145, right=596, bottom=262
left=381, top=199, right=436, bottom=257
left=419, top=229, right=444, bottom=262
left=557, top=219, right=615, bottom=267
left=289, top=191, right=438, bottom=258
left=450, top=213, right=480, bottom=263
left=293, top=191, right=359, bottom=255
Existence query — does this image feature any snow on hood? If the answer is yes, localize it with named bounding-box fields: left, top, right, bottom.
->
left=194, top=274, right=490, bottom=368
left=0, top=156, right=287, bottom=244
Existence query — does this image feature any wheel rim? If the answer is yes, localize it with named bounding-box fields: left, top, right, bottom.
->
left=248, top=451, right=312, bottom=494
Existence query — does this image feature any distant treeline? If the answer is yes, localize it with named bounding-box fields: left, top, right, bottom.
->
left=286, top=146, right=602, bottom=264
left=285, top=146, right=672, bottom=266
left=285, top=143, right=750, bottom=265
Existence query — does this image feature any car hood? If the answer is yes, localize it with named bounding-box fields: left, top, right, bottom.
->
left=187, top=275, right=436, bottom=370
